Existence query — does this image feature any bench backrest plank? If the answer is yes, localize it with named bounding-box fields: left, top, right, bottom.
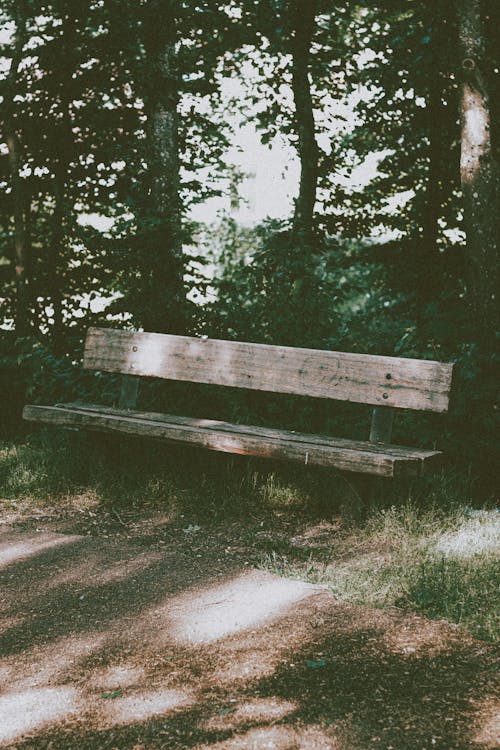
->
left=84, top=327, right=454, bottom=413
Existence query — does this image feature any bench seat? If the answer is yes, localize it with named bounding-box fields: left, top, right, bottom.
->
left=23, top=402, right=442, bottom=478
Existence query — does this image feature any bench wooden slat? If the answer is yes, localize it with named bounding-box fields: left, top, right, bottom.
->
left=83, top=328, right=454, bottom=413
left=23, top=404, right=443, bottom=477
left=57, top=402, right=441, bottom=461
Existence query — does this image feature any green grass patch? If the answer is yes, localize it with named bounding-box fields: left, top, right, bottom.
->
left=261, top=503, right=500, bottom=642
left=398, top=549, right=500, bottom=642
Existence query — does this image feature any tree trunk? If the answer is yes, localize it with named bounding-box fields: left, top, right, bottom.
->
left=49, top=172, right=65, bottom=352
left=456, top=0, right=499, bottom=348
left=3, top=2, right=30, bottom=336
left=417, top=5, right=448, bottom=331
left=48, top=14, right=76, bottom=353
left=290, top=0, right=319, bottom=249
left=142, top=0, right=184, bottom=334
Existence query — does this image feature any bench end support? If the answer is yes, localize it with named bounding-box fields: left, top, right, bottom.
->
left=370, top=407, right=395, bottom=444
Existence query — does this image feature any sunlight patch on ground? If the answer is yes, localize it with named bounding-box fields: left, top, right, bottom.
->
left=102, top=688, right=192, bottom=725
left=91, top=663, right=146, bottom=691
left=381, top=616, right=456, bottom=656
left=472, top=700, right=500, bottom=748
left=45, top=549, right=162, bottom=590
left=165, top=570, right=317, bottom=644
left=198, top=723, right=338, bottom=749
left=2, top=632, right=107, bottom=691
left=210, top=646, right=281, bottom=685
left=433, top=512, right=500, bottom=558
left=202, top=697, right=297, bottom=732
left=0, top=531, right=82, bottom=569
left=0, top=614, right=23, bottom=633
left=0, top=686, right=78, bottom=744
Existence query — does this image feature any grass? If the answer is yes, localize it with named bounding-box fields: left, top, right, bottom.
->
left=1, top=428, right=499, bottom=642
left=399, top=549, right=499, bottom=641
left=262, top=502, right=500, bottom=642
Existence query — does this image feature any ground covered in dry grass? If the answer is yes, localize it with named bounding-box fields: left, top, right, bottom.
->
left=0, top=431, right=498, bottom=748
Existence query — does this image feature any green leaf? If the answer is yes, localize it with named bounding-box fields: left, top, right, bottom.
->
left=305, top=659, right=328, bottom=669
left=101, top=690, right=123, bottom=699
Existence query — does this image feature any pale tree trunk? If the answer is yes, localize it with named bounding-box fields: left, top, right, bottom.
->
left=3, top=1, right=30, bottom=336
left=291, top=0, right=318, bottom=249
left=142, top=0, right=184, bottom=333
left=456, top=0, right=499, bottom=348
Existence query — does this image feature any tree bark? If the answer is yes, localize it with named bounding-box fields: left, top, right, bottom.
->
left=49, top=172, right=65, bottom=352
left=290, top=0, right=319, bottom=249
left=2, top=1, right=30, bottom=336
left=142, top=0, right=184, bottom=334
left=456, top=0, right=499, bottom=348
left=48, top=14, right=75, bottom=353
left=417, top=4, right=448, bottom=331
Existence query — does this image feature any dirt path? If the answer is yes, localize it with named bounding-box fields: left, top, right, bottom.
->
left=0, top=508, right=498, bottom=750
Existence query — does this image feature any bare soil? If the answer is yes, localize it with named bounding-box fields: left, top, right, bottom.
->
left=0, top=502, right=498, bottom=750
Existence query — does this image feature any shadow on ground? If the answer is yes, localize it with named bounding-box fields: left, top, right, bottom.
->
left=0, top=518, right=498, bottom=750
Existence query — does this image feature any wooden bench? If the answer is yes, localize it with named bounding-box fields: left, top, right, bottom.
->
left=23, top=327, right=455, bottom=478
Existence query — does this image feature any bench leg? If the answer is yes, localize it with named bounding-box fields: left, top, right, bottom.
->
left=342, top=473, right=404, bottom=518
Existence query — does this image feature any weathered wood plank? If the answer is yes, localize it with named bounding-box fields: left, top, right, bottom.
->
left=23, top=404, right=443, bottom=477
left=57, top=402, right=440, bottom=462
left=83, top=328, right=454, bottom=412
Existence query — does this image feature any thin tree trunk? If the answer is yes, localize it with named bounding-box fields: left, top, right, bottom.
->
left=48, top=14, right=75, bottom=353
left=142, top=0, right=184, bottom=333
left=456, top=0, right=499, bottom=347
left=417, top=7, right=447, bottom=330
left=290, top=0, right=318, bottom=249
left=49, top=173, right=65, bottom=351
left=23, top=197, right=37, bottom=330
left=3, top=2, right=30, bottom=336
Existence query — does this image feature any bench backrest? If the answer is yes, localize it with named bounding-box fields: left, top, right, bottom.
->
left=83, top=327, right=454, bottom=413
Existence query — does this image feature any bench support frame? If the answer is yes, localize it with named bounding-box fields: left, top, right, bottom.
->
left=119, top=375, right=140, bottom=410
left=369, top=407, right=395, bottom=444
